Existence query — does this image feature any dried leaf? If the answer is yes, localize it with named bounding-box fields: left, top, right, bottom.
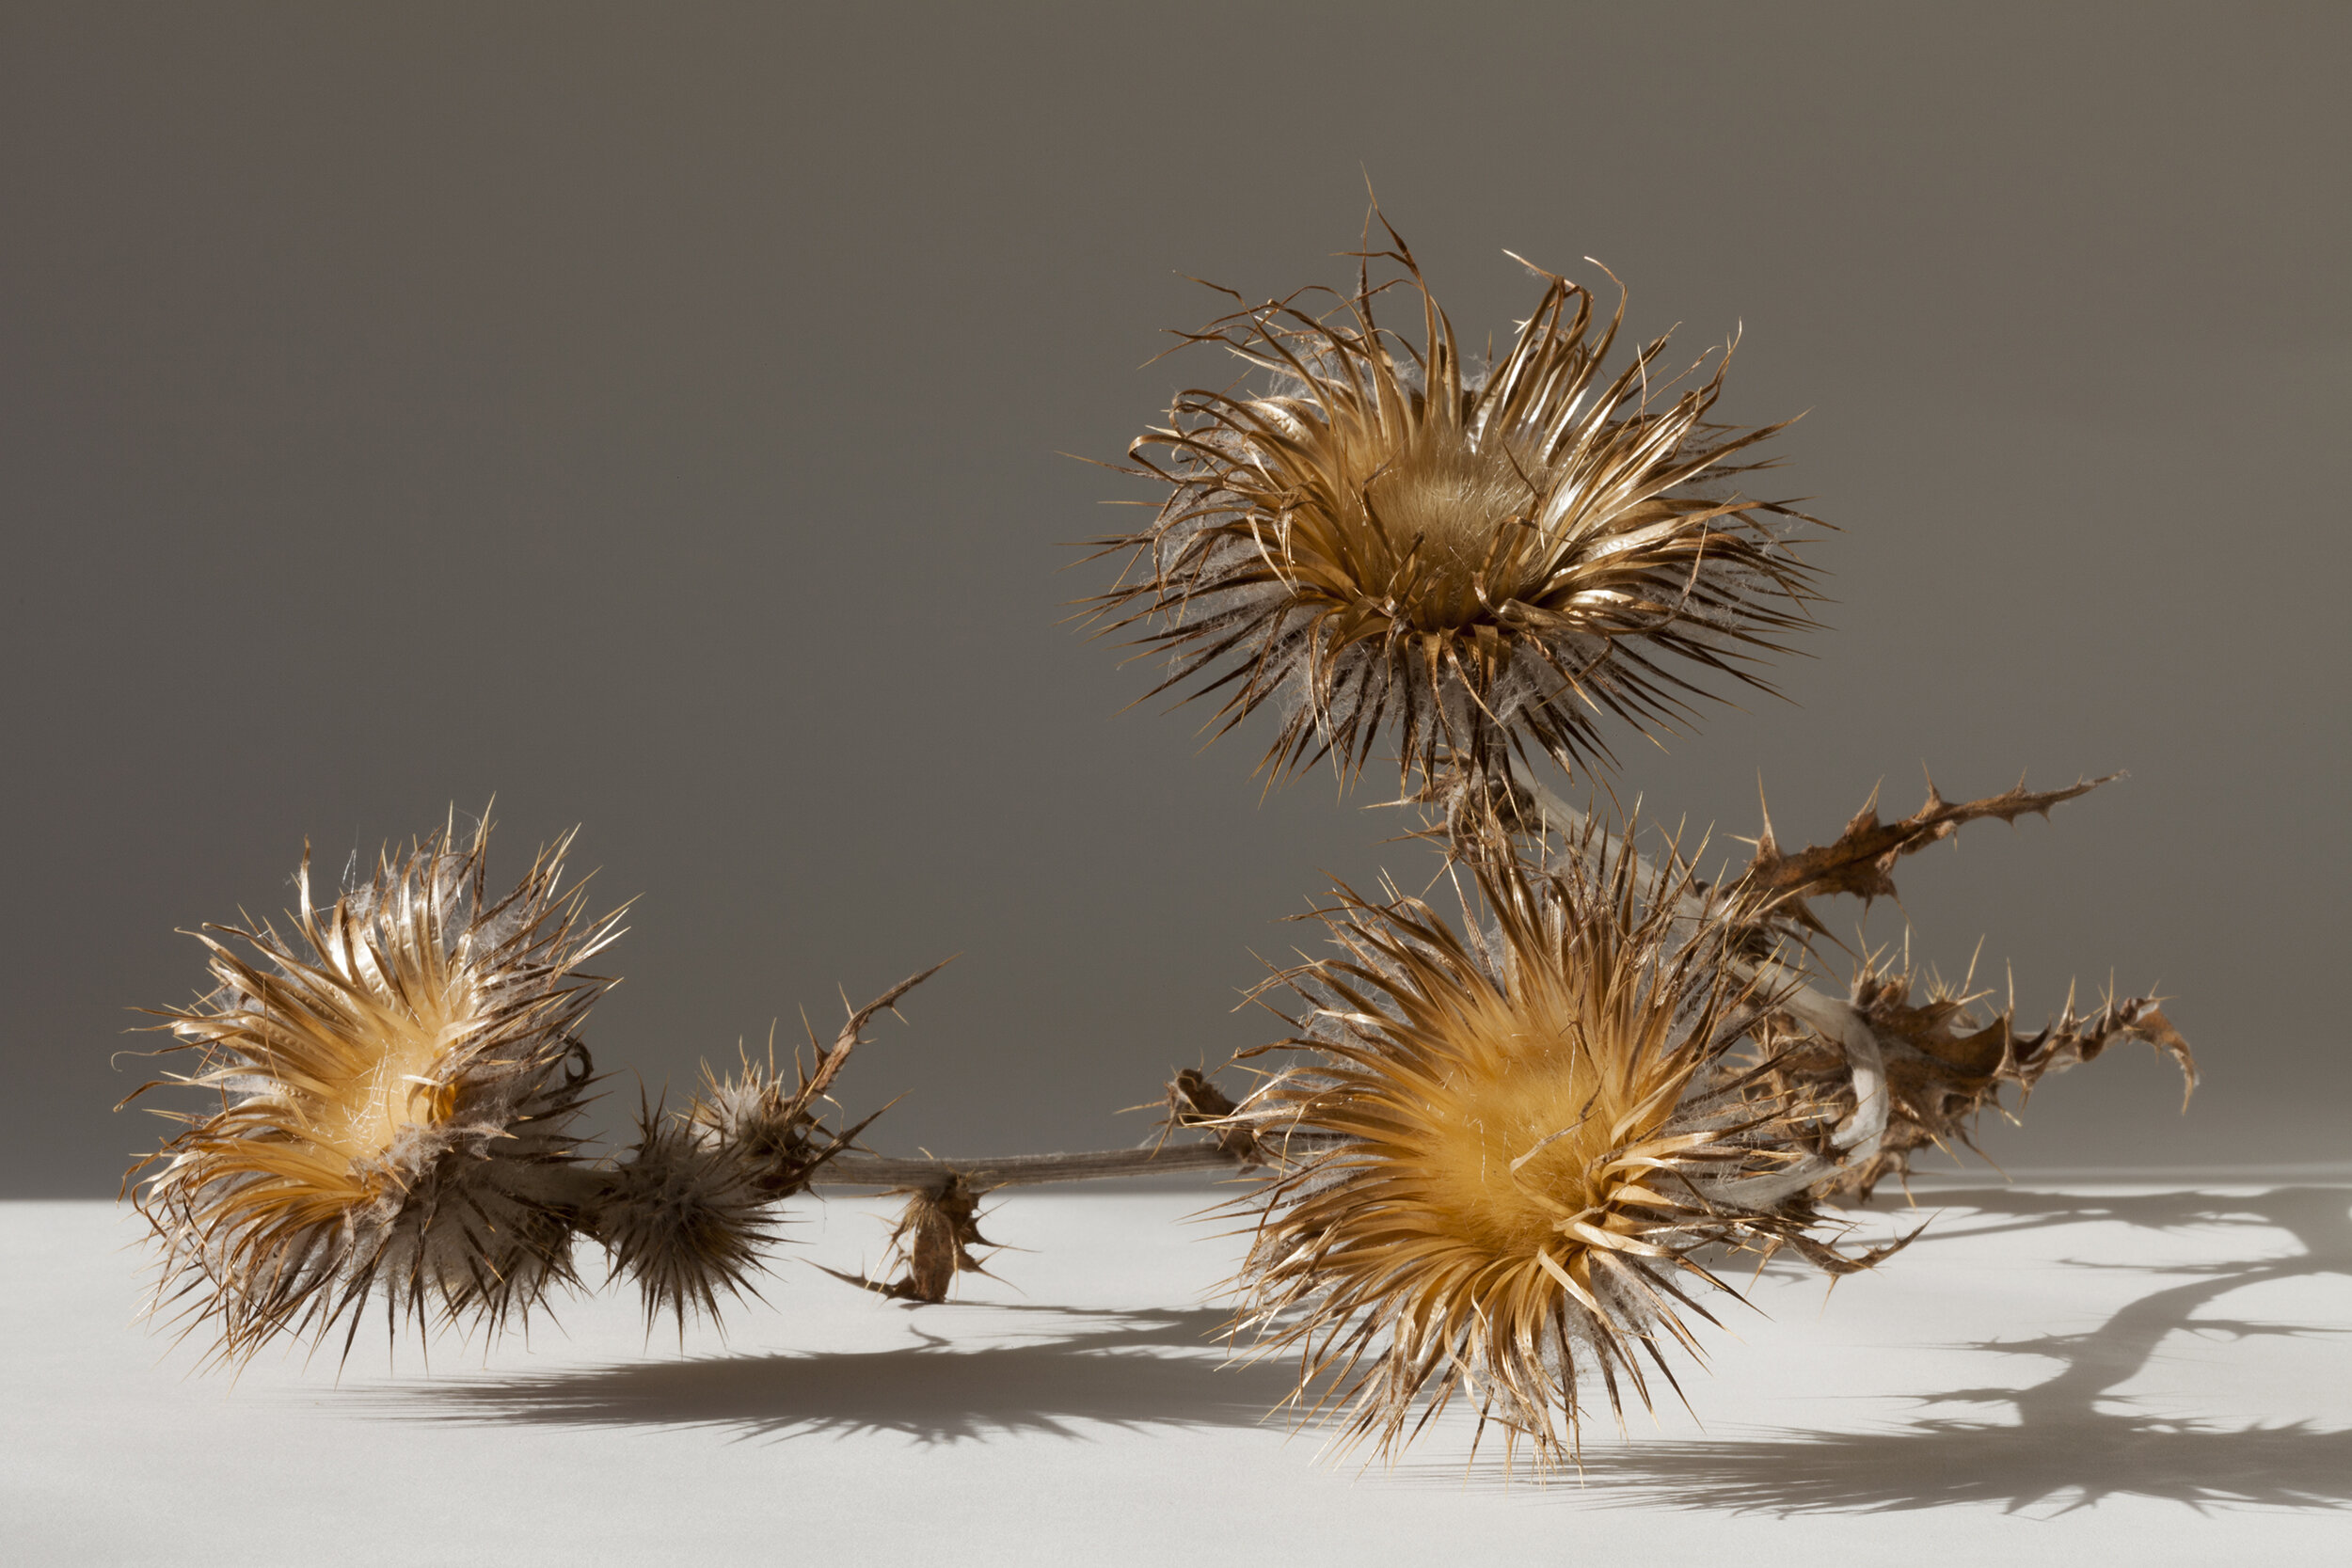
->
left=1760, top=962, right=2200, bottom=1203
left=1738, top=773, right=2116, bottom=939
left=825, top=1176, right=997, bottom=1306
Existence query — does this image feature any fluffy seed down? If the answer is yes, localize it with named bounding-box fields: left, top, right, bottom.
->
left=124, top=816, right=624, bottom=1363
left=1225, top=825, right=1889, bottom=1465
left=1093, top=217, right=1818, bottom=789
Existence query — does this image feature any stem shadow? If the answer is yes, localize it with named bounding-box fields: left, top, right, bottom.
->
left=1531, top=1185, right=2352, bottom=1513
left=368, top=1306, right=1305, bottom=1445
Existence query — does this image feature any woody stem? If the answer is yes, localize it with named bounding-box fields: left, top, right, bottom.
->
left=809, top=1140, right=1253, bottom=1194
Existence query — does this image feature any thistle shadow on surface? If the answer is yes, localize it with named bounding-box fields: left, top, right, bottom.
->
left=370, top=1186, right=2352, bottom=1495
left=1565, top=1410, right=2352, bottom=1515
left=368, top=1305, right=1308, bottom=1446
left=1487, top=1186, right=2352, bottom=1514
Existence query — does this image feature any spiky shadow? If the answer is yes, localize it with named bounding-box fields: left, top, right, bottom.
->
left=1436, top=1185, right=2352, bottom=1513
left=371, top=1306, right=1301, bottom=1445
left=1568, top=1414, right=2352, bottom=1514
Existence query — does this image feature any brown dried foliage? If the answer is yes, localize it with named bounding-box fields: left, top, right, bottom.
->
left=1701, top=774, right=2198, bottom=1199
left=1765, top=964, right=2198, bottom=1202
left=1736, top=773, right=2117, bottom=945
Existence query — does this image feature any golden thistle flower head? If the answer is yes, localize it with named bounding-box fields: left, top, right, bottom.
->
left=1095, top=219, right=1818, bottom=789
left=125, top=815, right=625, bottom=1363
left=1229, top=825, right=1867, bottom=1466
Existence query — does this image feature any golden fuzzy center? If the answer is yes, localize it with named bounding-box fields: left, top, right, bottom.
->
left=1321, top=424, right=1557, bottom=631
left=1405, top=990, right=1633, bottom=1257
left=310, top=957, right=479, bottom=1163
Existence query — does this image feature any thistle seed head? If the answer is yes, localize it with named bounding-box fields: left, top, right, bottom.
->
left=125, top=815, right=625, bottom=1364
left=1227, top=825, right=1875, bottom=1465
left=596, top=1106, right=776, bottom=1333
left=1094, top=216, right=1818, bottom=790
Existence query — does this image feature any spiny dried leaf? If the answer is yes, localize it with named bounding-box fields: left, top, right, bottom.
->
left=1739, top=773, right=2115, bottom=938
left=1089, top=213, right=1819, bottom=791
left=1760, top=962, right=2199, bottom=1202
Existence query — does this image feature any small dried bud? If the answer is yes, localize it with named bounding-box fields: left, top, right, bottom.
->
left=596, top=1110, right=775, bottom=1332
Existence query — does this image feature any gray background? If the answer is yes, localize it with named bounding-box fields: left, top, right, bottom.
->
left=5, top=2, right=2344, bottom=1196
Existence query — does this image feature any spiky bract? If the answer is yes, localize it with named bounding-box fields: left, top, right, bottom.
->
left=596, top=1109, right=774, bottom=1332
left=1229, top=830, right=1866, bottom=1465
left=127, top=817, right=622, bottom=1363
left=627, top=958, right=956, bottom=1319
left=1094, top=220, right=1817, bottom=789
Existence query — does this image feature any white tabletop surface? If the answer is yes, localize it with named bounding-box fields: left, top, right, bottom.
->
left=8, top=1178, right=2348, bottom=1565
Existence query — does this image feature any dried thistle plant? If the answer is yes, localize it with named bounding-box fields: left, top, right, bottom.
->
left=104, top=213, right=2206, bottom=1481
left=124, top=811, right=961, bottom=1357
left=1222, top=820, right=1896, bottom=1467
left=1784, top=961, right=2195, bottom=1203
left=123, top=816, right=625, bottom=1363
left=1714, top=775, right=2199, bottom=1199
left=1091, top=215, right=1819, bottom=789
